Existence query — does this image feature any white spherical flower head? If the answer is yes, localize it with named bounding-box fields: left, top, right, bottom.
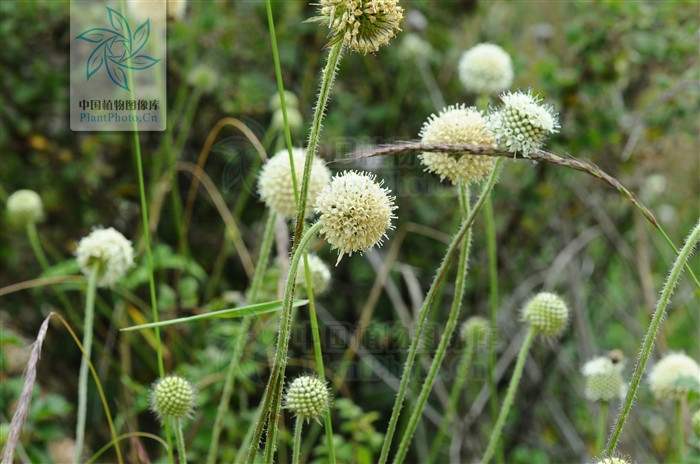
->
left=314, top=0, right=404, bottom=54
left=458, top=43, right=513, bottom=95
left=582, top=356, right=626, bottom=402
left=150, top=375, right=196, bottom=422
left=315, top=170, right=397, bottom=264
left=296, top=254, right=332, bottom=295
left=76, top=227, right=134, bottom=287
left=271, top=107, right=303, bottom=133
left=7, top=189, right=44, bottom=228
left=398, top=33, right=432, bottom=61
left=258, top=148, right=331, bottom=220
left=521, top=292, right=568, bottom=337
left=419, top=105, right=497, bottom=185
left=187, top=65, right=218, bottom=93
left=285, top=375, right=331, bottom=422
left=269, top=91, right=300, bottom=111
left=648, top=352, right=700, bottom=402
left=489, top=90, right=559, bottom=156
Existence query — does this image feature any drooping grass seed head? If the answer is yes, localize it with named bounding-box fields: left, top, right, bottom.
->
left=7, top=189, right=44, bottom=228
left=488, top=90, right=559, bottom=157
left=521, top=292, right=569, bottom=337
left=692, top=409, right=700, bottom=437
left=460, top=316, right=490, bottom=348
left=458, top=43, right=513, bottom=95
left=312, top=0, right=404, bottom=54
left=258, top=148, right=331, bottom=220
left=315, top=170, right=397, bottom=264
left=284, top=375, right=332, bottom=422
left=582, top=355, right=626, bottom=402
left=76, top=227, right=134, bottom=287
left=296, top=254, right=332, bottom=295
left=150, top=375, right=197, bottom=422
left=419, top=104, right=497, bottom=185
left=648, top=352, right=700, bottom=402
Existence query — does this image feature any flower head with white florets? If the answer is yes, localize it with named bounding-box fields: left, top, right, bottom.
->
left=258, top=148, right=331, bottom=220
left=284, top=375, right=332, bottom=423
left=296, top=253, right=332, bottom=295
left=315, top=170, right=397, bottom=264
left=311, top=0, right=404, bottom=54
left=76, top=227, right=134, bottom=288
left=582, top=355, right=626, bottom=402
left=419, top=104, right=497, bottom=185
left=150, top=375, right=197, bottom=422
left=488, top=90, right=559, bottom=157
left=648, top=352, right=700, bottom=402
left=7, top=189, right=44, bottom=229
left=458, top=43, right=513, bottom=95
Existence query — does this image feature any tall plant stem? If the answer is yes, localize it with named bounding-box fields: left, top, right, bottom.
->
left=482, top=326, right=537, bottom=464
left=378, top=160, right=503, bottom=464
left=675, top=399, right=684, bottom=463
left=605, top=218, right=700, bottom=455
left=174, top=419, right=187, bottom=464
left=292, top=416, right=304, bottom=464
left=303, top=253, right=336, bottom=463
left=596, top=401, right=609, bottom=456
left=207, top=212, right=277, bottom=464
left=74, top=264, right=99, bottom=464
left=392, top=184, right=472, bottom=464
left=247, top=222, right=323, bottom=463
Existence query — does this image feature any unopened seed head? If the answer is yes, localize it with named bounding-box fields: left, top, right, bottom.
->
left=648, top=352, right=700, bottom=402
left=582, top=355, right=626, bottom=402
left=460, top=316, right=490, bottom=347
left=296, top=254, right=332, bottom=295
left=521, top=292, right=568, bottom=336
left=285, top=375, right=331, bottom=421
left=458, top=43, right=513, bottom=95
left=488, top=90, right=559, bottom=156
left=315, top=170, right=397, bottom=264
left=258, top=148, right=331, bottom=220
left=7, top=189, right=44, bottom=228
left=313, top=0, right=404, bottom=54
left=76, top=227, right=134, bottom=287
left=419, top=104, right=497, bottom=184
left=150, top=375, right=196, bottom=421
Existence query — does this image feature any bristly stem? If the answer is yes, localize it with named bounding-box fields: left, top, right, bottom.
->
left=482, top=326, right=537, bottom=464
left=74, top=263, right=99, bottom=464
left=605, top=218, right=700, bottom=456
left=596, top=401, right=609, bottom=456
left=378, top=160, right=503, bottom=464
left=392, top=183, right=472, bottom=464
left=292, top=416, right=304, bottom=464
left=174, top=418, right=187, bottom=464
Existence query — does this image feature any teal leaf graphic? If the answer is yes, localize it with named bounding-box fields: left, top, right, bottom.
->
left=131, top=19, right=150, bottom=58
left=76, top=28, right=118, bottom=43
left=108, top=38, right=129, bottom=61
left=125, top=54, right=160, bottom=70
left=105, top=51, right=129, bottom=90
left=106, top=7, right=131, bottom=53
left=86, top=42, right=107, bottom=80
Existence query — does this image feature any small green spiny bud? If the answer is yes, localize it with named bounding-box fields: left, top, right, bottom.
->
left=521, top=292, right=568, bottom=337
left=150, top=375, right=196, bottom=421
left=284, top=375, right=331, bottom=422
left=460, top=316, right=490, bottom=347
left=7, top=189, right=43, bottom=228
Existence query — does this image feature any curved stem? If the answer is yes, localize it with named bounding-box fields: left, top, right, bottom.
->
left=26, top=222, right=50, bottom=269
left=74, top=263, right=99, bottom=464
left=378, top=160, right=503, bottom=464
left=292, top=416, right=304, bottom=464
left=482, top=326, right=537, bottom=464
left=596, top=401, right=608, bottom=456
left=174, top=418, right=187, bottom=464
left=393, top=185, right=472, bottom=464
left=605, top=218, right=700, bottom=455
left=675, top=399, right=684, bottom=464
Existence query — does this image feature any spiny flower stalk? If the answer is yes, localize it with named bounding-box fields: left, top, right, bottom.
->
left=419, top=104, right=497, bottom=184
left=521, top=292, right=569, bottom=337
left=284, top=375, right=332, bottom=422
left=6, top=189, right=43, bottom=228
left=489, top=90, right=559, bottom=156
left=76, top=227, right=134, bottom=288
left=312, top=0, right=404, bottom=54
left=150, top=375, right=197, bottom=422
left=258, top=148, right=331, bottom=220
left=315, top=170, right=397, bottom=264
left=295, top=253, right=331, bottom=295
left=458, top=43, right=513, bottom=95
left=648, top=352, right=700, bottom=402
left=582, top=355, right=627, bottom=402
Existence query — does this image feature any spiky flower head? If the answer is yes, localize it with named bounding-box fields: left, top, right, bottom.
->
left=460, top=316, right=490, bottom=348
left=296, top=254, right=332, bottom=295
left=488, top=90, right=559, bottom=157
left=648, top=352, right=700, bottom=402
left=285, top=375, right=331, bottom=422
left=150, top=375, right=196, bottom=421
left=692, top=409, right=700, bottom=437
left=6, top=189, right=44, bottom=228
left=315, top=170, right=397, bottom=264
left=258, top=148, right=331, bottom=220
left=596, top=459, right=630, bottom=464
left=458, top=43, right=513, bottom=95
left=76, top=227, right=134, bottom=288
left=419, top=105, right=497, bottom=185
left=521, top=292, right=568, bottom=337
left=313, top=0, right=404, bottom=54
left=582, top=356, right=626, bottom=402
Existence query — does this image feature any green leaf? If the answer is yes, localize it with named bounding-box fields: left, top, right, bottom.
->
left=120, top=299, right=307, bottom=332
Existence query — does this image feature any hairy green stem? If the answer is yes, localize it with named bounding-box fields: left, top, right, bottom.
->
left=174, top=419, right=187, bottom=464
left=378, top=160, right=503, bottom=464
left=393, top=184, right=472, bottom=463
left=596, top=401, right=608, bottom=456
left=482, top=326, right=537, bottom=464
left=292, top=416, right=304, bottom=464
left=207, top=212, right=277, bottom=464
left=605, top=218, right=700, bottom=455
left=74, top=263, right=99, bottom=464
